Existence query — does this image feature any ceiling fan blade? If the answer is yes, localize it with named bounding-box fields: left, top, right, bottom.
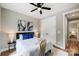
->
left=37, top=3, right=40, bottom=5
left=42, top=7, right=51, bottom=10
left=40, top=10, right=42, bottom=14
left=31, top=8, right=38, bottom=12
left=30, top=3, right=37, bottom=7
left=37, top=3, right=44, bottom=7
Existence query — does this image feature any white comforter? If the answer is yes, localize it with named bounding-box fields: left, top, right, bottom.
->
left=16, top=37, right=52, bottom=56
left=16, top=37, right=40, bottom=56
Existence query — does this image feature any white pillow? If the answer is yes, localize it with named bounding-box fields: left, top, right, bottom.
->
left=19, top=34, right=23, bottom=39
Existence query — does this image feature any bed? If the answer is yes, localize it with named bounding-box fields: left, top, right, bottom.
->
left=16, top=32, right=52, bottom=56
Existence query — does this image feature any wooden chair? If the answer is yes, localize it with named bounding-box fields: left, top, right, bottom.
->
left=40, top=39, right=46, bottom=56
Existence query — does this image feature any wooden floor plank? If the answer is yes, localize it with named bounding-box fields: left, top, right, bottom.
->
left=1, top=49, right=15, bottom=56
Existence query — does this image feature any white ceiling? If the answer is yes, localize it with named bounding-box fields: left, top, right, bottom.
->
left=66, top=11, right=79, bottom=20
left=1, top=3, right=79, bottom=19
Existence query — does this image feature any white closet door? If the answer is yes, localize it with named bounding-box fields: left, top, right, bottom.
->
left=41, top=16, right=56, bottom=44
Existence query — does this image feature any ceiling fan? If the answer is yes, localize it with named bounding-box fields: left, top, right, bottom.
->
left=30, top=3, right=51, bottom=14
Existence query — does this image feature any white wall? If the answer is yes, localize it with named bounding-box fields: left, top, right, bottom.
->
left=0, top=7, right=1, bottom=54
left=41, top=16, right=56, bottom=44
left=1, top=8, right=40, bottom=51
left=0, top=7, right=1, bottom=31
left=1, top=8, right=40, bottom=33
left=69, top=22, right=77, bottom=33
left=69, top=20, right=79, bottom=40
left=56, top=12, right=64, bottom=48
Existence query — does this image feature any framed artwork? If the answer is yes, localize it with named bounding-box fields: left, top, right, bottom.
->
left=18, top=20, right=33, bottom=31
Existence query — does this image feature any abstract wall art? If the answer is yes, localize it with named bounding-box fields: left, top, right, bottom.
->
left=17, top=20, right=33, bottom=31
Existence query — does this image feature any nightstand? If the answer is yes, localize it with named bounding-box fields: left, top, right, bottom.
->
left=8, top=41, right=16, bottom=52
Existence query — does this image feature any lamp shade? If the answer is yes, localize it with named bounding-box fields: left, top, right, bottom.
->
left=9, top=33, right=15, bottom=42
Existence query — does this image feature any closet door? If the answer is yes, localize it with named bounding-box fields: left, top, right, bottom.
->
left=41, top=16, right=56, bottom=44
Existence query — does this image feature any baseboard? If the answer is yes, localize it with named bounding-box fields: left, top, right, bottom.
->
left=1, top=47, right=14, bottom=53
left=0, top=51, right=1, bottom=56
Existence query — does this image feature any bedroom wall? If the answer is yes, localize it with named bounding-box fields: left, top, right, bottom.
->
left=0, top=7, right=1, bottom=31
left=0, top=7, right=2, bottom=54
left=1, top=8, right=41, bottom=51
left=41, top=16, right=56, bottom=44
left=56, top=12, right=64, bottom=48
left=41, top=12, right=64, bottom=49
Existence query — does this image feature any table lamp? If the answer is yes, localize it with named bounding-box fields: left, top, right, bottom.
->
left=9, top=33, right=15, bottom=42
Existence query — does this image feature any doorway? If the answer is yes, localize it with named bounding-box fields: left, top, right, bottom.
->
left=63, top=9, right=79, bottom=55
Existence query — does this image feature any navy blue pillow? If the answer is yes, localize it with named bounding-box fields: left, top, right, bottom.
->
left=23, top=33, right=33, bottom=40
left=16, top=32, right=34, bottom=40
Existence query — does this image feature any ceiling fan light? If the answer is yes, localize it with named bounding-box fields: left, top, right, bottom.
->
left=38, top=8, right=41, bottom=11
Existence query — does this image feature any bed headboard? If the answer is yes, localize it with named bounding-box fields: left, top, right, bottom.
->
left=16, top=32, right=34, bottom=40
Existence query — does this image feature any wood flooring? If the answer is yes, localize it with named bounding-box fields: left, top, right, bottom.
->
left=1, top=49, right=16, bottom=56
